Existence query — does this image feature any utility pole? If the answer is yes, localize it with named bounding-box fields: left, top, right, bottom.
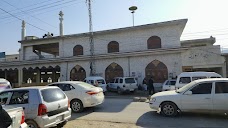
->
left=86, top=0, right=96, bottom=76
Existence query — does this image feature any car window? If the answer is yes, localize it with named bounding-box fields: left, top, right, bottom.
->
left=215, top=82, right=228, bottom=93
left=114, top=79, right=119, bottom=83
left=125, top=78, right=136, bottom=83
left=0, top=91, right=12, bottom=104
left=170, top=81, right=176, bottom=85
left=211, top=76, right=221, bottom=78
left=179, top=77, right=191, bottom=84
left=59, top=84, right=75, bottom=91
left=41, top=88, right=66, bottom=102
left=190, top=83, right=212, bottom=94
left=119, top=79, right=123, bottom=83
left=192, top=76, right=207, bottom=81
left=9, top=91, right=29, bottom=104
left=97, top=79, right=105, bottom=84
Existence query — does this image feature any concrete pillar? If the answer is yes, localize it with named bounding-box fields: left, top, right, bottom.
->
left=36, top=69, right=41, bottom=83
left=60, top=63, right=68, bottom=81
left=18, top=68, right=23, bottom=87
left=21, top=20, right=26, bottom=40
left=59, top=11, right=64, bottom=36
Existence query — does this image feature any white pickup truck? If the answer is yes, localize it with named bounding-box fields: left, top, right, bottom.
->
left=2, top=105, right=28, bottom=128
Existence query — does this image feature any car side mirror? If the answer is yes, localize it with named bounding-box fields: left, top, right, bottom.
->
left=184, top=91, right=192, bottom=95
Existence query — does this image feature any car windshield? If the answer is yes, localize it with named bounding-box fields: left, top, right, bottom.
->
left=176, top=81, right=197, bottom=93
left=125, top=78, right=135, bottom=83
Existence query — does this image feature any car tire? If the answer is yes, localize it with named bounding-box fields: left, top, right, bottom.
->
left=161, top=102, right=178, bottom=117
left=70, top=99, right=84, bottom=113
left=117, top=87, right=122, bottom=94
left=26, top=120, right=39, bottom=128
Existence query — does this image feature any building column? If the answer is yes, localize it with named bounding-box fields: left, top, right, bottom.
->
left=36, top=69, right=41, bottom=83
left=18, top=68, right=23, bottom=87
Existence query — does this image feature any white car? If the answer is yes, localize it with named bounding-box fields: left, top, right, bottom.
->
left=84, top=76, right=107, bottom=93
left=0, top=78, right=11, bottom=92
left=0, top=86, right=71, bottom=128
left=149, top=78, right=228, bottom=117
left=162, top=79, right=176, bottom=91
left=47, top=81, right=105, bottom=113
left=107, top=77, right=138, bottom=94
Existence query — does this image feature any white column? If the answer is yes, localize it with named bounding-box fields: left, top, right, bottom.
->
left=21, top=20, right=26, bottom=40
left=59, top=11, right=64, bottom=36
left=18, top=68, right=23, bottom=87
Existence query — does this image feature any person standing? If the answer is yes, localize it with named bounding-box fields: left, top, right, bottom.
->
left=148, top=77, right=155, bottom=95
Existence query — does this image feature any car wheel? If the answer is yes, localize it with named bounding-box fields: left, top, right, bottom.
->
left=26, top=120, right=39, bottom=128
left=161, top=102, right=178, bottom=117
left=117, top=87, right=122, bottom=94
left=71, top=99, right=84, bottom=113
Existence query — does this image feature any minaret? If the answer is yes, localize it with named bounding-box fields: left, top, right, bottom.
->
left=21, top=20, right=26, bottom=40
left=59, top=11, right=64, bottom=36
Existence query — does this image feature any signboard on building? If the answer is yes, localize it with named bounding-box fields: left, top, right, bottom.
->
left=182, top=66, right=193, bottom=72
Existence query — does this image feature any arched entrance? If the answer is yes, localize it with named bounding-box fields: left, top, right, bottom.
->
left=70, top=65, right=86, bottom=81
left=145, top=60, right=168, bottom=83
left=105, top=63, right=123, bottom=83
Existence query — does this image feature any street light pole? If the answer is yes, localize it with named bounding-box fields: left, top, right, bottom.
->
left=129, top=6, right=137, bottom=27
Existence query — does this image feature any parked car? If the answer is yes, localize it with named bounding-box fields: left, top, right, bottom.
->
left=107, top=77, right=138, bottom=94
left=47, top=81, right=105, bottom=113
left=84, top=76, right=107, bottom=93
left=1, top=105, right=28, bottom=128
left=162, top=79, right=176, bottom=91
left=149, top=78, right=228, bottom=117
left=0, top=86, right=71, bottom=128
left=175, top=72, right=222, bottom=89
left=0, top=78, right=11, bottom=92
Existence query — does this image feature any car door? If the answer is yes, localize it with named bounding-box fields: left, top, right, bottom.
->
left=180, top=82, right=213, bottom=112
left=4, top=90, right=30, bottom=114
left=213, top=81, right=228, bottom=113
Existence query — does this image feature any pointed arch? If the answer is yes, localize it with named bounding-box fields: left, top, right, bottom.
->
left=105, top=62, right=123, bottom=83
left=145, top=60, right=168, bottom=83
left=108, top=41, right=119, bottom=53
left=73, top=45, right=83, bottom=56
left=70, top=65, right=86, bottom=81
left=147, top=36, right=161, bottom=49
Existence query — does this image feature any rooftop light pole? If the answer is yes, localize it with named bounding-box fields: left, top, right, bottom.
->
left=129, top=6, right=137, bottom=26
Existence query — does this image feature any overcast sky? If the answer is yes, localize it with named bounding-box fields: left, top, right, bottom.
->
left=0, top=0, right=228, bottom=54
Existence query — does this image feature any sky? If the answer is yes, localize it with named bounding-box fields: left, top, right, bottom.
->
left=0, top=0, right=228, bottom=55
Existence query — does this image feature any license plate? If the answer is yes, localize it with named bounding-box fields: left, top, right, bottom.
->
left=56, top=115, right=64, bottom=122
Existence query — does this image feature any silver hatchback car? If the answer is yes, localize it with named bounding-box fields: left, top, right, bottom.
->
left=0, top=86, right=71, bottom=128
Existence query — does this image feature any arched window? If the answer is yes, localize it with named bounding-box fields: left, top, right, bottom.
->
left=73, top=45, right=83, bottom=56
left=147, top=36, right=161, bottom=49
left=105, top=62, right=123, bottom=83
left=108, top=41, right=119, bottom=53
left=70, top=65, right=86, bottom=81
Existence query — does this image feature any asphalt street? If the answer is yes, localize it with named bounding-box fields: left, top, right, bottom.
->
left=69, top=97, right=228, bottom=128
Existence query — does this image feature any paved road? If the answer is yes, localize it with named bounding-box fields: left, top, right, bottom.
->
left=68, top=97, right=228, bottom=128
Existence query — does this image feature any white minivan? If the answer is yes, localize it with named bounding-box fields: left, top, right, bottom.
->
left=84, top=76, right=107, bottom=92
left=175, top=72, right=222, bottom=89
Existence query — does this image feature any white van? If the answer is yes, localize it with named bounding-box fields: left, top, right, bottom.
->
left=84, top=76, right=107, bottom=92
left=175, top=72, right=222, bottom=89
left=0, top=78, right=11, bottom=92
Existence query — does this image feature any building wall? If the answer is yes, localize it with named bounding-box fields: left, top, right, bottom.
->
left=61, top=24, right=183, bottom=57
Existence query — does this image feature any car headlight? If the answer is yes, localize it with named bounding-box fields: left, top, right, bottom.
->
left=150, top=98, right=156, bottom=102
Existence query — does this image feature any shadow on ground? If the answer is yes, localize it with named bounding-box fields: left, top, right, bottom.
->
left=70, top=97, right=133, bottom=120
left=136, top=111, right=228, bottom=128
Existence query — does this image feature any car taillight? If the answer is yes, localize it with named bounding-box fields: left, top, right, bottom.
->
left=68, top=100, right=70, bottom=108
left=86, top=91, right=98, bottom=95
left=38, top=104, right=47, bottom=116
left=20, top=110, right=25, bottom=124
